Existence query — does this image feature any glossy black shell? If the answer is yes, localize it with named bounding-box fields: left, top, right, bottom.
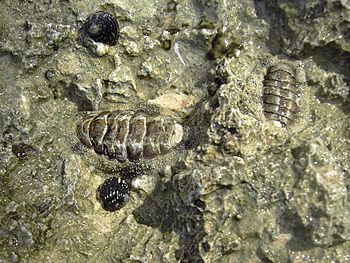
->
left=82, top=11, right=119, bottom=46
left=97, top=177, right=130, bottom=212
left=262, top=63, right=298, bottom=126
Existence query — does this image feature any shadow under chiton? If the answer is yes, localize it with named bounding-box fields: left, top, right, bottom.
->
left=80, top=11, right=119, bottom=46
left=262, top=63, right=298, bottom=127
left=76, top=110, right=184, bottom=162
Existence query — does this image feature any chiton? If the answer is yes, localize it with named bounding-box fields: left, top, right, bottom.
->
left=262, top=63, right=298, bottom=126
left=76, top=110, right=184, bottom=162
left=81, top=11, right=119, bottom=46
left=97, top=177, right=130, bottom=212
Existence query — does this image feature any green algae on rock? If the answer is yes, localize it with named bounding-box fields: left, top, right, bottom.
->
left=0, top=0, right=350, bottom=262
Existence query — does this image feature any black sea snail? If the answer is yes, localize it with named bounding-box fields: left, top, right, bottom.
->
left=97, top=177, right=130, bottom=212
left=81, top=11, right=119, bottom=46
left=76, top=110, right=184, bottom=162
left=262, top=63, right=298, bottom=127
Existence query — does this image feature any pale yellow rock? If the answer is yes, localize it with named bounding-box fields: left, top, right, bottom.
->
left=56, top=52, right=81, bottom=75
left=148, top=92, right=195, bottom=111
left=94, top=42, right=109, bottom=57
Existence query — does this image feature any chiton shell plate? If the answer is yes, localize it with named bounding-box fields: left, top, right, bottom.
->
left=262, top=63, right=298, bottom=126
left=76, top=110, right=184, bottom=162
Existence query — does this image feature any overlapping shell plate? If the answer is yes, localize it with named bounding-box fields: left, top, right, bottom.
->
left=262, top=63, right=299, bottom=127
left=76, top=110, right=184, bottom=162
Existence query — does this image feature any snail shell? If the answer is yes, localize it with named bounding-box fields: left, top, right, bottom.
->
left=76, top=110, right=184, bottom=162
left=97, top=177, right=130, bottom=212
left=262, top=63, right=298, bottom=126
left=81, top=11, right=119, bottom=46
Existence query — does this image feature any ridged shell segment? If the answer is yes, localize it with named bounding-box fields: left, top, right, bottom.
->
left=76, top=110, right=184, bottom=162
left=262, top=63, right=298, bottom=126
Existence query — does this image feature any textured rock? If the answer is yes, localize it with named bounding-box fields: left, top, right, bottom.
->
left=104, top=66, right=138, bottom=103
left=1, top=0, right=350, bottom=262
left=288, top=139, right=350, bottom=247
left=148, top=92, right=195, bottom=112
left=138, top=53, right=185, bottom=88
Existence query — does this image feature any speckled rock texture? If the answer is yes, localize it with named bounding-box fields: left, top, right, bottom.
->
left=0, top=0, right=349, bottom=262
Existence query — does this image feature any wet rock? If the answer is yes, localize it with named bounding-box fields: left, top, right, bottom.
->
left=320, top=74, right=349, bottom=102
left=11, top=142, right=35, bottom=160
left=119, top=26, right=142, bottom=56
left=65, top=78, right=103, bottom=111
left=305, top=61, right=349, bottom=103
left=56, top=52, right=81, bottom=76
left=125, top=41, right=140, bottom=56
left=1, top=0, right=350, bottom=262
left=44, top=23, right=72, bottom=50
left=93, top=42, right=110, bottom=57
left=255, top=0, right=350, bottom=85
left=119, top=25, right=139, bottom=40
left=171, top=1, right=201, bottom=29
left=206, top=80, right=266, bottom=156
left=288, top=139, right=350, bottom=247
left=0, top=4, right=73, bottom=68
left=148, top=92, right=195, bottom=112
left=131, top=174, right=157, bottom=194
left=142, top=35, right=159, bottom=51
left=258, top=234, right=292, bottom=263
left=55, top=51, right=111, bottom=110
left=104, top=66, right=137, bottom=103
left=138, top=53, right=185, bottom=88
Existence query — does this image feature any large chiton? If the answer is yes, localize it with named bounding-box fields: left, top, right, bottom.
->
left=76, top=110, right=184, bottom=162
left=262, top=63, right=298, bottom=127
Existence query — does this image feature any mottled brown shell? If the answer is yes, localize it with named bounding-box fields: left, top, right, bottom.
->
left=262, top=63, right=298, bottom=126
left=76, top=110, right=184, bottom=162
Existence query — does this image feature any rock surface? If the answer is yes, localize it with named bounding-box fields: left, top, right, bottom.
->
left=0, top=0, right=349, bottom=262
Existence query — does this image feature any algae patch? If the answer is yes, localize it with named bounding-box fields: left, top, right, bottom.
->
left=0, top=0, right=350, bottom=262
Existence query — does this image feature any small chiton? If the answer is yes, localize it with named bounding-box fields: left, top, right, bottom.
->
left=97, top=177, right=130, bottom=212
left=76, top=110, right=184, bottom=162
left=262, top=63, right=298, bottom=127
left=81, top=11, right=119, bottom=46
